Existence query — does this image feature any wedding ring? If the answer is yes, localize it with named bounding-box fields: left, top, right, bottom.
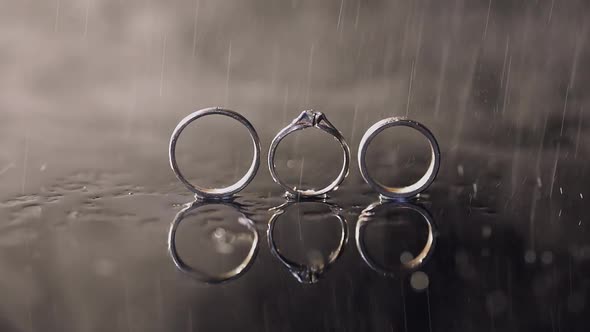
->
left=267, top=200, right=348, bottom=283
left=169, top=107, right=261, bottom=199
left=168, top=200, right=259, bottom=284
left=358, top=117, right=440, bottom=199
left=268, top=110, right=350, bottom=197
left=356, top=200, right=436, bottom=277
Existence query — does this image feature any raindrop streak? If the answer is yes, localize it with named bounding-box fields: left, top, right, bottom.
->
left=405, top=59, right=415, bottom=117
left=483, top=0, right=492, bottom=40
left=534, top=112, right=548, bottom=180
left=502, top=55, right=512, bottom=116
left=191, top=0, right=201, bottom=57
left=0, top=163, right=14, bottom=176
left=434, top=43, right=449, bottom=117
left=305, top=43, right=315, bottom=105
left=350, top=103, right=359, bottom=143
left=562, top=39, right=581, bottom=136
left=21, top=131, right=29, bottom=194
left=500, top=37, right=510, bottom=89
left=560, top=87, right=569, bottom=137
left=83, top=0, right=91, bottom=39
left=159, top=34, right=167, bottom=97
left=354, top=0, right=361, bottom=30
left=225, top=41, right=232, bottom=107
left=549, top=142, right=560, bottom=199
left=529, top=186, right=538, bottom=249
left=298, top=157, right=305, bottom=191
left=548, top=0, right=555, bottom=23
left=54, top=0, right=61, bottom=33
left=337, top=0, right=345, bottom=32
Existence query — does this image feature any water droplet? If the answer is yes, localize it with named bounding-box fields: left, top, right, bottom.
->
left=400, top=251, right=414, bottom=264
left=410, top=271, right=429, bottom=291
left=524, top=250, right=536, bottom=264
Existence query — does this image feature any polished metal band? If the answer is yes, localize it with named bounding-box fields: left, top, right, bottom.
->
left=358, top=117, right=440, bottom=199
left=169, top=107, right=261, bottom=199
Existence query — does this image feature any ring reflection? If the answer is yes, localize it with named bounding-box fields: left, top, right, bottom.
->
left=356, top=200, right=436, bottom=277
left=168, top=200, right=259, bottom=284
left=268, top=200, right=348, bottom=284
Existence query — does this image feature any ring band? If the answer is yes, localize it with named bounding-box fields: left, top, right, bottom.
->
left=358, top=117, right=441, bottom=199
left=268, top=200, right=348, bottom=283
left=356, top=201, right=436, bottom=277
left=268, top=110, right=350, bottom=197
left=168, top=200, right=259, bottom=284
left=169, top=107, right=261, bottom=199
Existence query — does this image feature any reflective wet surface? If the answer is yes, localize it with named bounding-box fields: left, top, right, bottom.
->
left=2, top=0, right=590, bottom=331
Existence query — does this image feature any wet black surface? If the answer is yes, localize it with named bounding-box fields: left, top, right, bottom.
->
left=1, top=0, right=590, bottom=331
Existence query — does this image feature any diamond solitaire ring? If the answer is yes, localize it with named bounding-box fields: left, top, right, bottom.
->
left=268, top=110, right=350, bottom=197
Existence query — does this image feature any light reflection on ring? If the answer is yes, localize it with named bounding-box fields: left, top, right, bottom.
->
left=356, top=200, right=437, bottom=277
left=267, top=200, right=348, bottom=284
left=168, top=200, right=259, bottom=284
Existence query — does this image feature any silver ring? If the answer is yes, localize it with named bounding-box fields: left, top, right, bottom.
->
left=169, top=107, right=261, bottom=199
left=168, top=200, right=259, bottom=284
left=267, top=200, right=348, bottom=283
left=356, top=200, right=436, bottom=277
left=358, top=117, right=441, bottom=199
left=268, top=110, right=350, bottom=197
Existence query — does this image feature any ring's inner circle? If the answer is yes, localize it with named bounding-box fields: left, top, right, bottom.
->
left=365, top=125, right=435, bottom=193
left=272, top=203, right=343, bottom=267
left=360, top=206, right=433, bottom=271
left=273, top=127, right=343, bottom=193
left=175, top=114, right=256, bottom=192
left=174, top=204, right=257, bottom=277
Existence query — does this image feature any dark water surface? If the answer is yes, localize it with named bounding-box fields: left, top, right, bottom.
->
left=1, top=0, right=590, bottom=331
